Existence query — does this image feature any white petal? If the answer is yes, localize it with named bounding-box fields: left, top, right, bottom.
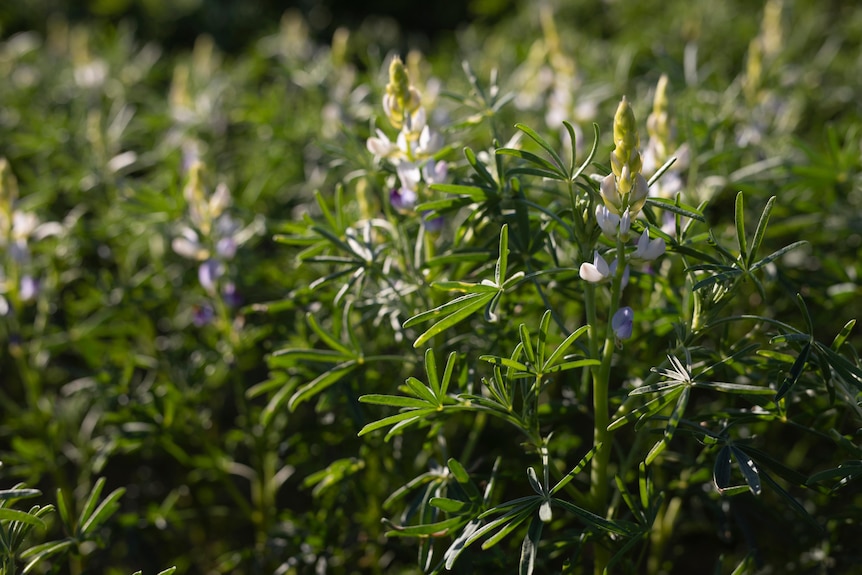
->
left=209, top=182, right=231, bottom=216
left=396, top=161, right=421, bottom=191
left=579, top=262, right=605, bottom=283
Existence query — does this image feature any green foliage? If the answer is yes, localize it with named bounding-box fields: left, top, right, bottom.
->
left=2, top=1, right=862, bottom=574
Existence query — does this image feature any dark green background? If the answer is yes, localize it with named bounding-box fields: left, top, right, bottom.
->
left=0, top=0, right=517, bottom=53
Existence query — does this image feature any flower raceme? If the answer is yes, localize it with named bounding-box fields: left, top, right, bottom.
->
left=366, top=56, right=447, bottom=212
left=600, top=97, right=649, bottom=217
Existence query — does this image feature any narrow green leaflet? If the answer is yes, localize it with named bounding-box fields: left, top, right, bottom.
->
left=287, top=361, right=359, bottom=410
left=550, top=443, right=601, bottom=495
left=519, top=515, right=543, bottom=575
left=0, top=508, right=46, bottom=527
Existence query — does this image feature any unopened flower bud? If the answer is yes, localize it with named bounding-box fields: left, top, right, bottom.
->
left=600, top=173, right=622, bottom=214
left=384, top=56, right=421, bottom=130
left=612, top=306, right=634, bottom=341
left=611, top=97, right=640, bottom=176
left=619, top=164, right=633, bottom=196
left=629, top=173, right=650, bottom=215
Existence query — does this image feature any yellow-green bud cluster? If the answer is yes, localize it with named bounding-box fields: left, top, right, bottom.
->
left=183, top=161, right=229, bottom=237
left=602, top=97, right=648, bottom=216
left=0, top=158, right=17, bottom=238
left=383, top=57, right=421, bottom=130
left=646, top=75, right=671, bottom=162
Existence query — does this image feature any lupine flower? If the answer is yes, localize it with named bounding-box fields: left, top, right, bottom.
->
left=192, top=303, right=215, bottom=327
left=596, top=205, right=631, bottom=239
left=596, top=204, right=620, bottom=238
left=172, top=161, right=260, bottom=294
left=19, top=275, right=39, bottom=302
left=422, top=213, right=445, bottom=233
left=366, top=129, right=400, bottom=158
left=612, top=306, right=634, bottom=340
left=383, top=57, right=422, bottom=130
left=198, top=259, right=222, bottom=294
left=422, top=158, right=448, bottom=185
left=222, top=282, right=242, bottom=308
left=632, top=229, right=666, bottom=261
left=579, top=251, right=630, bottom=287
left=390, top=188, right=417, bottom=212
left=579, top=251, right=610, bottom=283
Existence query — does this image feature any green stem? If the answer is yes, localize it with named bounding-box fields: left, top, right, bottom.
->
left=590, top=238, right=626, bottom=575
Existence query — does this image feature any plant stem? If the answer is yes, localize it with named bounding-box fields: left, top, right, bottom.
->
left=589, top=238, right=626, bottom=575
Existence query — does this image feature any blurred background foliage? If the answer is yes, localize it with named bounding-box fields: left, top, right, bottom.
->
left=1, top=0, right=862, bottom=573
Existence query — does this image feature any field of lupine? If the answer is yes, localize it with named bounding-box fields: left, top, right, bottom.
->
left=3, top=1, right=862, bottom=573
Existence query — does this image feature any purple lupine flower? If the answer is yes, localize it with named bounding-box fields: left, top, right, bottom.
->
left=192, top=303, right=215, bottom=327
left=390, top=188, right=417, bottom=212
left=422, top=212, right=445, bottom=233
left=612, top=306, right=634, bottom=340
left=222, top=282, right=242, bottom=308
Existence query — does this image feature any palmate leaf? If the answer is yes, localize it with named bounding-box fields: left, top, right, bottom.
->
left=469, top=499, right=541, bottom=550
left=404, top=225, right=513, bottom=348
left=465, top=145, right=501, bottom=190
left=512, top=123, right=567, bottom=175
left=358, top=350, right=459, bottom=439
left=430, top=182, right=498, bottom=202
left=0, top=488, right=41, bottom=502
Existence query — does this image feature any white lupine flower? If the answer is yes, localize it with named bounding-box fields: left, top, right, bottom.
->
left=172, top=227, right=209, bottom=260
left=11, top=211, right=39, bottom=240
left=396, top=161, right=421, bottom=194
left=415, top=125, right=442, bottom=156
left=366, top=129, right=399, bottom=158
left=579, top=251, right=610, bottom=283
left=596, top=205, right=619, bottom=238
left=198, top=259, right=222, bottom=294
left=633, top=229, right=666, bottom=261
left=208, top=182, right=231, bottom=217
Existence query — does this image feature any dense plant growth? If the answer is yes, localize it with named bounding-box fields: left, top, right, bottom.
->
left=2, top=1, right=862, bottom=573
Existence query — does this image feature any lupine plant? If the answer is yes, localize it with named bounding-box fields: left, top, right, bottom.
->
left=276, top=36, right=862, bottom=575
